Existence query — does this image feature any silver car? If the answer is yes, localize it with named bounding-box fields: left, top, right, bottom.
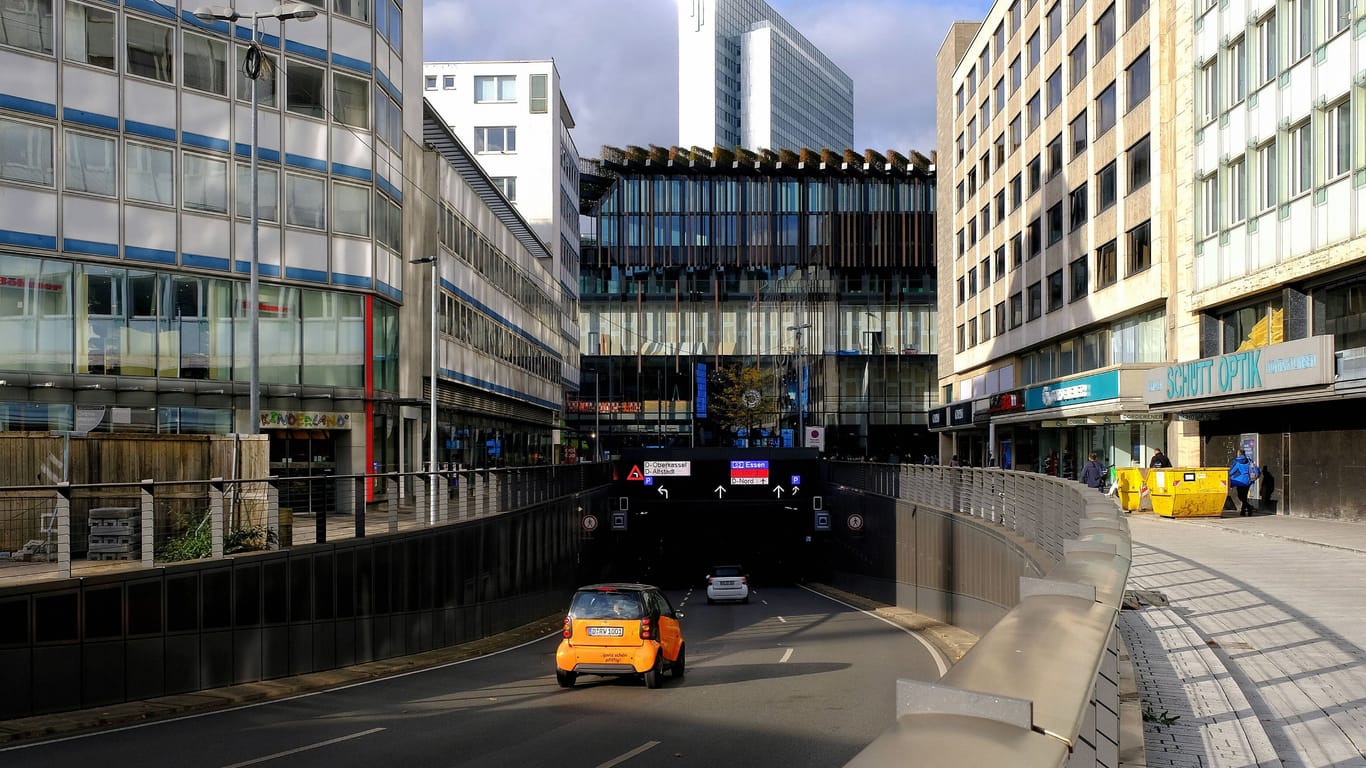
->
left=706, top=565, right=749, bottom=604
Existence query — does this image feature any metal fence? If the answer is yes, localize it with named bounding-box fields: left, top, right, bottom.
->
left=832, top=463, right=1131, bottom=768
left=0, top=463, right=611, bottom=586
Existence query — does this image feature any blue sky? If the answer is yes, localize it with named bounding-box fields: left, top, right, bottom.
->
left=422, top=0, right=994, bottom=159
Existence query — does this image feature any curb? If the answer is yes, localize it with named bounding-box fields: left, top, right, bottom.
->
left=801, top=583, right=978, bottom=666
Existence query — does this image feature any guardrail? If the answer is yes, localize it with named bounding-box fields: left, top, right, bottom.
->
left=833, top=464, right=1131, bottom=768
left=0, top=463, right=612, bottom=585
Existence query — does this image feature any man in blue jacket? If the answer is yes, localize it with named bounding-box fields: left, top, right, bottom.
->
left=1228, top=449, right=1261, bottom=516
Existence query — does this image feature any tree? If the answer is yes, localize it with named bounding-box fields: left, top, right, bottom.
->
left=708, top=364, right=779, bottom=444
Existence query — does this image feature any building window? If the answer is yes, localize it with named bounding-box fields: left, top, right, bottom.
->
left=997, top=245, right=1008, bottom=276
left=1227, top=157, right=1246, bottom=225
left=235, top=163, right=278, bottom=221
left=1048, top=269, right=1064, bottom=311
left=443, top=75, right=455, bottom=89
left=334, top=72, right=370, bottom=128
left=983, top=255, right=994, bottom=286
left=64, top=1, right=114, bottom=68
left=968, top=116, right=977, bottom=145
left=475, top=126, right=517, bottom=153
left=995, top=189, right=1006, bottom=222
left=1070, top=255, right=1089, bottom=300
left=1128, top=134, right=1151, bottom=191
left=1096, top=239, right=1117, bottom=288
left=1009, top=115, right=1022, bottom=152
left=1226, top=37, right=1246, bottom=105
left=333, top=0, right=368, bottom=22
left=1128, top=0, right=1149, bottom=26
left=1047, top=202, right=1063, bottom=244
left=332, top=181, right=370, bottom=236
left=1011, top=292, right=1024, bottom=327
left=1012, top=232, right=1024, bottom=266
left=1199, top=61, right=1217, bottom=123
left=375, top=192, right=400, bottom=251
left=1070, top=38, right=1087, bottom=89
left=1010, top=55, right=1022, bottom=95
left=1127, top=220, right=1151, bottom=275
left=286, top=60, right=326, bottom=118
left=1011, top=173, right=1022, bottom=209
left=126, top=17, right=173, bottom=82
left=968, top=168, right=978, bottom=195
left=968, top=267, right=979, bottom=296
left=1095, top=4, right=1116, bottom=58
left=1, top=117, right=53, bottom=186
left=493, top=175, right=517, bottom=201
left=1199, top=174, right=1219, bottom=236
left=1288, top=0, right=1310, bottom=61
left=1028, top=154, right=1042, bottom=194
left=969, top=317, right=978, bottom=347
left=982, top=309, right=993, bottom=340
left=1255, top=140, right=1277, bottom=211
left=957, top=85, right=965, bottom=115
left=285, top=172, right=326, bottom=229
left=182, top=30, right=227, bottom=95
left=1329, top=0, right=1351, bottom=35
left=530, top=73, right=548, bottom=113
left=125, top=141, right=173, bottom=205
left=424, top=75, right=437, bottom=90
left=1289, top=120, right=1312, bottom=195
left=236, top=45, right=276, bottom=106
left=1069, top=183, right=1088, bottom=231
left=996, top=301, right=1008, bottom=335
left=182, top=152, right=227, bottom=213
left=1028, top=30, right=1041, bottom=69
left=957, top=277, right=965, bottom=304
left=1321, top=278, right=1366, bottom=350
left=64, top=130, right=115, bottom=196
left=957, top=229, right=965, bottom=256
left=2, top=0, right=53, bottom=53
left=995, top=77, right=1006, bottom=113
left=1071, top=109, right=1088, bottom=157
left=957, top=324, right=965, bottom=352
left=1097, top=160, right=1117, bottom=211
left=1071, top=0, right=1085, bottom=18
left=1047, top=67, right=1062, bottom=113
left=1028, top=281, right=1042, bottom=320
left=1326, top=99, right=1351, bottom=180
left=1011, top=0, right=1022, bottom=33
left=475, top=74, right=516, bottom=103
left=1047, top=2, right=1061, bottom=45
left=1253, top=12, right=1276, bottom=84
left=1048, top=134, right=1063, bottom=178
left=1127, top=49, right=1150, bottom=110
left=1030, top=216, right=1044, bottom=256
left=1027, top=92, right=1041, bottom=134
left=981, top=44, right=991, bottom=73
left=957, top=132, right=965, bottom=162
left=1096, top=82, right=1117, bottom=136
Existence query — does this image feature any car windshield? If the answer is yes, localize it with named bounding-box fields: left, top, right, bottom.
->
left=570, top=590, right=645, bottom=619
left=713, top=566, right=743, bottom=577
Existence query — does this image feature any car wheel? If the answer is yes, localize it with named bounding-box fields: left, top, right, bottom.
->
left=644, top=653, right=663, bottom=689
left=706, top=597, right=714, bottom=605
left=742, top=595, right=749, bottom=604
left=671, top=645, right=686, bottom=679
left=556, top=669, right=576, bottom=688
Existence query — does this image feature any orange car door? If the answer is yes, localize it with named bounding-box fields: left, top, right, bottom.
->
left=655, top=591, right=683, bottom=660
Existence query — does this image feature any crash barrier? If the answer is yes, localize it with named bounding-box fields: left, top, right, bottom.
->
left=0, top=463, right=612, bottom=718
left=829, top=464, right=1130, bottom=768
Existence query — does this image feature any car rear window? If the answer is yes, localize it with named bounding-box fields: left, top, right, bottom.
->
left=570, top=590, right=645, bottom=619
left=713, top=566, right=742, bottom=577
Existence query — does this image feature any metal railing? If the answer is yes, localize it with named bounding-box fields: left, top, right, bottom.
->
left=0, top=463, right=611, bottom=585
left=833, top=463, right=1131, bottom=768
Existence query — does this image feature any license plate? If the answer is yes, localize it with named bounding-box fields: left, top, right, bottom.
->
left=587, top=626, right=624, bottom=637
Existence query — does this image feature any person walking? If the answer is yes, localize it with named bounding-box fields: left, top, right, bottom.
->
left=1149, top=447, right=1172, bottom=468
left=1228, top=449, right=1261, bottom=516
left=1079, top=452, right=1107, bottom=489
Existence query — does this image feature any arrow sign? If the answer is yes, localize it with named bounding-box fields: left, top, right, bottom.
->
left=791, top=486, right=800, bottom=496
left=773, top=486, right=785, bottom=498
left=658, top=486, right=669, bottom=499
left=714, top=485, right=727, bottom=498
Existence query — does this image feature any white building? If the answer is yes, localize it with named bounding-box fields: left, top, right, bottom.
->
left=422, top=60, right=581, bottom=392
left=678, top=0, right=853, bottom=151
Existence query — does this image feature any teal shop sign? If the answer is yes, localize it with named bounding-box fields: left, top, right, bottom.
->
left=1143, top=336, right=1335, bottom=405
left=1024, top=370, right=1121, bottom=410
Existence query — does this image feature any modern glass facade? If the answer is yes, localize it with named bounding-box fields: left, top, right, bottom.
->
left=577, top=145, right=937, bottom=459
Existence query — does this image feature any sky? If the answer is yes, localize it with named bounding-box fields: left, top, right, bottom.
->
left=422, top=0, right=994, bottom=161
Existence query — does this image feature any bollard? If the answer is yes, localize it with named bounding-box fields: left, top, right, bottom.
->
left=388, top=473, right=399, bottom=532
left=54, top=482, right=72, bottom=579
left=265, top=478, right=279, bottom=549
left=141, top=479, right=155, bottom=567
left=354, top=476, right=366, bottom=538
left=435, top=473, right=448, bottom=523
left=209, top=477, right=225, bottom=558
left=414, top=477, right=428, bottom=527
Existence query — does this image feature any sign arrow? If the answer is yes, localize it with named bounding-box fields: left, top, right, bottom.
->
left=657, top=486, right=669, bottom=499
left=791, top=485, right=800, bottom=496
left=773, top=486, right=785, bottom=498
left=714, top=485, right=727, bottom=498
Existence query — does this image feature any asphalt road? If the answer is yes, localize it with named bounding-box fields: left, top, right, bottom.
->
left=1, top=585, right=942, bottom=768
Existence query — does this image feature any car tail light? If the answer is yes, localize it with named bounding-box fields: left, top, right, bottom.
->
left=562, top=617, right=572, bottom=638
left=706, top=576, right=713, bottom=584
left=740, top=576, right=748, bottom=584
left=640, top=617, right=653, bottom=640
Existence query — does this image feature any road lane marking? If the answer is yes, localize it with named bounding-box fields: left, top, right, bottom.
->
left=219, top=727, right=385, bottom=768
left=595, top=740, right=660, bottom=767
left=779, top=648, right=794, bottom=663
left=777, top=616, right=788, bottom=623
left=797, top=584, right=950, bottom=677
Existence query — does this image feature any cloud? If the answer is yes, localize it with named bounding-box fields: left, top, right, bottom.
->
left=421, top=0, right=989, bottom=159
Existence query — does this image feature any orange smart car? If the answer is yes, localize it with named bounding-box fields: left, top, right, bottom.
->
left=555, top=583, right=685, bottom=689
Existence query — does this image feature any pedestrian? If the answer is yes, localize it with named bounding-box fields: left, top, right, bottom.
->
left=1149, top=447, right=1172, bottom=468
left=1227, top=449, right=1261, bottom=516
left=1079, top=452, right=1106, bottom=489
left=950, top=454, right=962, bottom=467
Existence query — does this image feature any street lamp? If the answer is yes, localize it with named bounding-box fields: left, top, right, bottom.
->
left=410, top=256, right=439, bottom=523
left=194, top=4, right=317, bottom=434
left=787, top=323, right=810, bottom=446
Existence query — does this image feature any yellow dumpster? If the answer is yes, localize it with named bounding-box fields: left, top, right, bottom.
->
left=1149, top=468, right=1229, bottom=518
left=1116, top=468, right=1148, bottom=512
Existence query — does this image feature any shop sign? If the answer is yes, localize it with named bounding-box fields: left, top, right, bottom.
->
left=948, top=401, right=974, bottom=427
left=260, top=411, right=352, bottom=429
left=1119, top=412, right=1163, bottom=422
left=1144, top=336, right=1335, bottom=405
left=928, top=407, right=948, bottom=430
left=1025, top=371, right=1121, bottom=411
left=988, top=392, right=1025, bottom=414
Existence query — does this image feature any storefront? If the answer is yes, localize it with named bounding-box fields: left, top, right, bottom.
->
left=928, top=400, right=988, bottom=466
left=986, top=391, right=1028, bottom=470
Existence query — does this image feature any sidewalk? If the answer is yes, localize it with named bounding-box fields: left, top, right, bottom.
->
left=1120, top=510, right=1366, bottom=767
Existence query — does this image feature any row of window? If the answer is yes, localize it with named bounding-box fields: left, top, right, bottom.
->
left=436, top=291, right=560, bottom=384
left=0, top=116, right=401, bottom=248
left=436, top=201, right=560, bottom=328
left=422, top=73, right=552, bottom=114
left=1015, top=307, right=1165, bottom=385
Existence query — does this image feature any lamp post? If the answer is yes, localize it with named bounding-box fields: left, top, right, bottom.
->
left=787, top=323, right=810, bottom=446
left=194, top=4, right=317, bottom=434
left=410, top=256, right=439, bottom=523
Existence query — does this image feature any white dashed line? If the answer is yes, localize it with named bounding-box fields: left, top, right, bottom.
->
left=777, top=616, right=788, bottom=623
left=779, top=648, right=794, bottom=663
left=595, top=740, right=660, bottom=768
left=218, top=728, right=385, bottom=768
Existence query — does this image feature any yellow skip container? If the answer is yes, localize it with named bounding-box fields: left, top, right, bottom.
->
left=1149, top=468, right=1229, bottom=518
left=1115, top=468, right=1149, bottom=512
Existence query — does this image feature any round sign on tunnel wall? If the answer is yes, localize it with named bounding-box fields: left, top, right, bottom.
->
left=847, top=513, right=865, bottom=531
left=581, top=514, right=599, bottom=532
